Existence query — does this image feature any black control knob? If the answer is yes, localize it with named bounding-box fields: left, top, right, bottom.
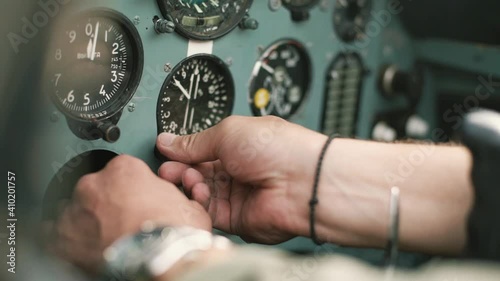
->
left=97, top=122, right=121, bottom=143
left=291, top=11, right=310, bottom=22
left=239, top=15, right=259, bottom=30
left=379, top=65, right=423, bottom=102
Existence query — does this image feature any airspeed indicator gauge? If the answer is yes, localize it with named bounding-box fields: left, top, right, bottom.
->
left=157, top=54, right=235, bottom=136
left=156, top=0, right=254, bottom=40
left=249, top=39, right=312, bottom=120
left=45, top=9, right=143, bottom=142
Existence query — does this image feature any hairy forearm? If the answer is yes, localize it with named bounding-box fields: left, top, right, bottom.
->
left=291, top=138, right=473, bottom=255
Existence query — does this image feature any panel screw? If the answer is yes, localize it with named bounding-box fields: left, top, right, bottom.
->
left=154, top=17, right=175, bottom=34
left=257, top=45, right=265, bottom=55
left=269, top=0, right=282, bottom=11
left=50, top=111, right=59, bottom=122
left=164, top=63, right=172, bottom=73
left=134, top=16, right=140, bottom=25
left=128, top=103, right=136, bottom=112
left=225, top=57, right=233, bottom=67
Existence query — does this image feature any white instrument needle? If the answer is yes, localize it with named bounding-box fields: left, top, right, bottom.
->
left=91, top=21, right=99, bottom=61
left=262, top=62, right=275, bottom=74
left=183, top=74, right=195, bottom=130
left=174, top=78, right=190, bottom=100
left=193, top=76, right=200, bottom=100
left=86, top=39, right=93, bottom=59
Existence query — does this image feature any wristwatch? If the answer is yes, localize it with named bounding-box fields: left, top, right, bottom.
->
left=103, top=224, right=233, bottom=281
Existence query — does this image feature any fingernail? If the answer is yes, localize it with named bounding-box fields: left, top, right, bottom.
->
left=159, top=133, right=176, bottom=147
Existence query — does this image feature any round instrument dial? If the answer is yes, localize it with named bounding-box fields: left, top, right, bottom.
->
left=156, top=0, right=253, bottom=40
left=157, top=54, right=235, bottom=136
left=333, top=0, right=372, bottom=42
left=46, top=9, right=143, bottom=122
left=249, top=39, right=312, bottom=119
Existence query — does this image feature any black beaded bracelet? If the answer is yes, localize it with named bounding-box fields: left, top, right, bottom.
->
left=309, top=135, right=337, bottom=245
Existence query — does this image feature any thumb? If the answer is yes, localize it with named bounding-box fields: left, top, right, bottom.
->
left=156, top=126, right=222, bottom=164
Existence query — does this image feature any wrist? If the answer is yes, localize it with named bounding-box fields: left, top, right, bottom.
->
left=286, top=137, right=358, bottom=244
left=284, top=130, right=330, bottom=239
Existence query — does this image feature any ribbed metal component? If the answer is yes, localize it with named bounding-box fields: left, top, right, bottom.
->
left=321, top=52, right=364, bottom=137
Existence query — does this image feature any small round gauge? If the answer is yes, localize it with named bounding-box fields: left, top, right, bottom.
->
left=156, top=0, right=253, bottom=40
left=333, top=0, right=372, bottom=42
left=249, top=39, right=312, bottom=119
left=157, top=54, right=235, bottom=136
left=321, top=52, right=364, bottom=137
left=46, top=9, right=143, bottom=122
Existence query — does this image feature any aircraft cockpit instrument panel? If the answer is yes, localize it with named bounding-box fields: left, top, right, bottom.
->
left=29, top=0, right=500, bottom=268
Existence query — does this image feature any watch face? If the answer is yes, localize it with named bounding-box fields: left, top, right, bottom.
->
left=104, top=227, right=166, bottom=281
left=104, top=226, right=219, bottom=280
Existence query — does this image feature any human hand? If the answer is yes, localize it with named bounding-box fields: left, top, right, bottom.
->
left=45, top=155, right=211, bottom=275
left=156, top=116, right=327, bottom=244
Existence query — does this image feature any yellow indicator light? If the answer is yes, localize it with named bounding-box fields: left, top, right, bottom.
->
left=254, top=88, right=271, bottom=109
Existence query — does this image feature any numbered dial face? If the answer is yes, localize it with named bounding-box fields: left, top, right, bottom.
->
left=157, top=55, right=234, bottom=136
left=157, top=0, right=253, bottom=40
left=333, top=0, right=372, bottom=42
left=46, top=9, right=143, bottom=121
left=249, top=39, right=312, bottom=119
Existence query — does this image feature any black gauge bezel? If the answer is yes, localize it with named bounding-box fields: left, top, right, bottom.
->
left=248, top=38, right=313, bottom=120
left=333, top=0, right=373, bottom=43
left=47, top=8, right=144, bottom=123
left=43, top=149, right=118, bottom=221
left=156, top=53, right=235, bottom=135
left=320, top=52, right=365, bottom=136
left=283, top=0, right=320, bottom=12
left=156, top=0, right=254, bottom=41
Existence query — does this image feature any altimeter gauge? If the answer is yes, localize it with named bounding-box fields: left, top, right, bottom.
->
left=45, top=9, right=144, bottom=142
